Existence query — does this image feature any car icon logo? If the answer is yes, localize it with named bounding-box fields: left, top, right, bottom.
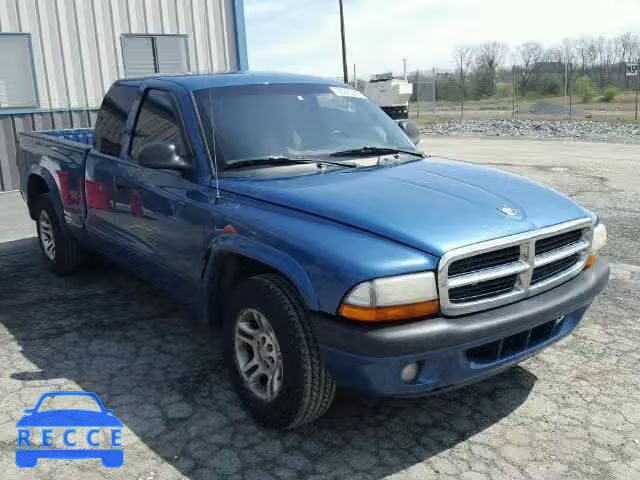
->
left=15, top=391, right=123, bottom=468
left=498, top=205, right=520, bottom=217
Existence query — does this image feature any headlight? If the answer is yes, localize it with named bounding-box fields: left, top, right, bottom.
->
left=338, top=272, right=439, bottom=322
left=592, top=222, right=607, bottom=253
left=585, top=222, right=607, bottom=269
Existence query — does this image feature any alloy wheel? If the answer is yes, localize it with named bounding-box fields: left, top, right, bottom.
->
left=233, top=308, right=283, bottom=401
left=38, top=210, right=56, bottom=261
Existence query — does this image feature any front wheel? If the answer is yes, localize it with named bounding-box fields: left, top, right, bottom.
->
left=223, top=274, right=336, bottom=429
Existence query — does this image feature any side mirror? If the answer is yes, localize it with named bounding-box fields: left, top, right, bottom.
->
left=398, top=119, right=421, bottom=145
left=138, top=143, right=192, bottom=171
left=24, top=409, right=35, bottom=414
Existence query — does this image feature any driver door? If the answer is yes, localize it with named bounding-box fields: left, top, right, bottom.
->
left=112, top=88, right=210, bottom=298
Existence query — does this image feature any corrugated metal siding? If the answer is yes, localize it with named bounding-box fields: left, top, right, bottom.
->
left=0, top=0, right=241, bottom=190
left=0, top=0, right=238, bottom=110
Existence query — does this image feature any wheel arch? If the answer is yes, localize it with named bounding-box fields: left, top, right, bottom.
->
left=26, top=170, right=63, bottom=222
left=201, top=240, right=319, bottom=325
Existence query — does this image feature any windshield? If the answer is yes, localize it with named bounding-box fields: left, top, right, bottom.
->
left=194, top=83, right=418, bottom=168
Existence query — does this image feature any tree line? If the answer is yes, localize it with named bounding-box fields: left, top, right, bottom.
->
left=410, top=33, right=640, bottom=103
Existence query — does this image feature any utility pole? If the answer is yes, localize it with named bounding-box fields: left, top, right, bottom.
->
left=432, top=66, right=436, bottom=117
left=353, top=63, right=357, bottom=89
left=461, top=74, right=464, bottom=120
left=339, top=0, right=348, bottom=83
left=564, top=61, right=568, bottom=119
left=512, top=65, right=516, bottom=117
left=403, top=58, right=407, bottom=80
left=569, top=62, right=573, bottom=121
left=635, top=58, right=640, bottom=122
left=416, top=68, right=420, bottom=117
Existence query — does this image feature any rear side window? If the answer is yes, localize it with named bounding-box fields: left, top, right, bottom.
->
left=94, top=85, right=138, bottom=156
left=129, top=89, right=187, bottom=162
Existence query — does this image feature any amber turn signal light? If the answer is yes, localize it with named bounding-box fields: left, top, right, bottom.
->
left=584, top=253, right=597, bottom=270
left=339, top=300, right=439, bottom=322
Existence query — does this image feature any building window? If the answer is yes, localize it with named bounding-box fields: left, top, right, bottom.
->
left=0, top=34, right=38, bottom=109
left=122, top=35, right=190, bottom=78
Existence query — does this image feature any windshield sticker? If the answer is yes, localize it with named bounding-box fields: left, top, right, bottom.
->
left=329, top=86, right=366, bottom=99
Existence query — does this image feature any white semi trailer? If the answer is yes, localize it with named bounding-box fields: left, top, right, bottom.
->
left=363, top=73, right=413, bottom=119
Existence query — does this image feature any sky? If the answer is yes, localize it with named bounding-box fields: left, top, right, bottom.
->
left=243, top=0, right=640, bottom=78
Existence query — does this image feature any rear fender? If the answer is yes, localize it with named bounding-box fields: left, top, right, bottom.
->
left=27, top=166, right=65, bottom=223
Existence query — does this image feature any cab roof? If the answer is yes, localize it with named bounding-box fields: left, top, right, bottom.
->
left=116, top=71, right=346, bottom=91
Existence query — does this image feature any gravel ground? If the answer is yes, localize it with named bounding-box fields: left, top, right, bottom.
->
left=419, top=119, right=640, bottom=144
left=0, top=138, right=639, bottom=479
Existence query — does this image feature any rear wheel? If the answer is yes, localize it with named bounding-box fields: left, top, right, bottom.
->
left=35, top=193, right=85, bottom=275
left=38, top=208, right=56, bottom=262
left=223, top=273, right=336, bottom=429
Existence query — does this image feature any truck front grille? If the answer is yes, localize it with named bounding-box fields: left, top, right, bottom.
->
left=438, top=219, right=593, bottom=316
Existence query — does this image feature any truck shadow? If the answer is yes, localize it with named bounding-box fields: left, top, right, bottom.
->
left=1, top=237, right=536, bottom=479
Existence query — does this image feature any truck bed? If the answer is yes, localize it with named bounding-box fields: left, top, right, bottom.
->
left=17, top=128, right=95, bottom=232
left=36, top=128, right=94, bottom=146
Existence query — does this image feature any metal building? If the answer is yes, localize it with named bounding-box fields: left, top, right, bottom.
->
left=0, top=0, right=247, bottom=191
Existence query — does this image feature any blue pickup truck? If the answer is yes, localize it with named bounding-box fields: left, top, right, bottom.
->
left=18, top=72, right=609, bottom=429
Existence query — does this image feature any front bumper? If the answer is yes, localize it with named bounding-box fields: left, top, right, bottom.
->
left=312, top=259, right=609, bottom=397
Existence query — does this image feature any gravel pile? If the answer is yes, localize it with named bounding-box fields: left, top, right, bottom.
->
left=420, top=119, right=640, bottom=143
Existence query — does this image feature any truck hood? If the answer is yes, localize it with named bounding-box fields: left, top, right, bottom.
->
left=222, top=157, right=591, bottom=256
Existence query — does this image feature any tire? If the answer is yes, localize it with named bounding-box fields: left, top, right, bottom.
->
left=35, top=193, right=85, bottom=275
left=223, top=273, right=336, bottom=429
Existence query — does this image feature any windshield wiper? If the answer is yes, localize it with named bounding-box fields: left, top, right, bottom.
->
left=225, top=155, right=357, bottom=170
left=329, top=146, right=424, bottom=158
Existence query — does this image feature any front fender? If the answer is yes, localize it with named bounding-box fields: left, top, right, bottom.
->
left=211, top=234, right=319, bottom=308
left=198, top=233, right=319, bottom=325
left=197, top=192, right=440, bottom=323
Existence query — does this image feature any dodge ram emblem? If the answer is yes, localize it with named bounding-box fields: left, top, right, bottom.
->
left=499, top=205, right=519, bottom=217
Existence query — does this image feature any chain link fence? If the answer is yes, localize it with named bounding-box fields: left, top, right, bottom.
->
left=409, top=61, right=639, bottom=122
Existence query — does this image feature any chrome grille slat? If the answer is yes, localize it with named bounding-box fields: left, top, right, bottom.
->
left=529, top=259, right=585, bottom=293
left=447, top=246, right=521, bottom=277
left=438, top=219, right=593, bottom=316
left=532, top=253, right=581, bottom=283
left=448, top=261, right=529, bottom=288
left=536, top=229, right=583, bottom=254
left=449, top=275, right=518, bottom=302
left=533, top=239, right=590, bottom=267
